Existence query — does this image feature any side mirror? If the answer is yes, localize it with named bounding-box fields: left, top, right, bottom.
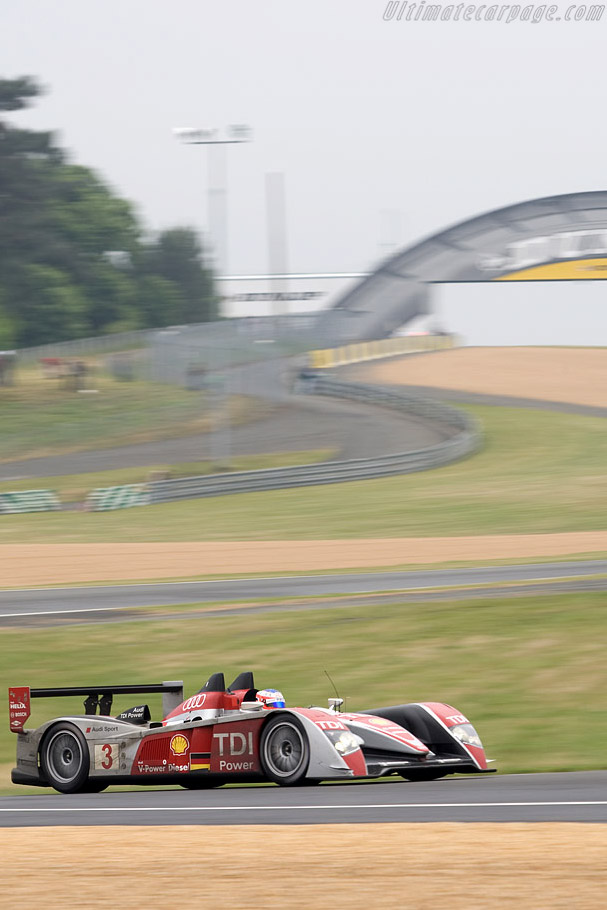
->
left=328, top=697, right=344, bottom=711
left=241, top=700, right=264, bottom=712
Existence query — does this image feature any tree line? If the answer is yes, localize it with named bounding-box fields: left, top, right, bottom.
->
left=0, top=76, right=218, bottom=348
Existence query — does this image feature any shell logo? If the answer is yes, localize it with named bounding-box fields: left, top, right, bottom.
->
left=170, top=734, right=189, bottom=756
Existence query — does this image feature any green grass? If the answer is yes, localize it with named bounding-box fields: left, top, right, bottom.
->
left=2, top=590, right=606, bottom=793
left=0, top=368, right=274, bottom=461
left=2, top=405, right=606, bottom=543
left=0, top=451, right=335, bottom=503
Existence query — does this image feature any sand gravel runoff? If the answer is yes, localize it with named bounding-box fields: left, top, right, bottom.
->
left=2, top=824, right=606, bottom=909
left=2, top=532, right=607, bottom=586
left=357, top=346, right=607, bottom=408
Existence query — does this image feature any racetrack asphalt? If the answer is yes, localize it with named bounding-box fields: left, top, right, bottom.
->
left=0, top=398, right=449, bottom=481
left=1, top=560, right=605, bottom=625
left=381, top=386, right=607, bottom=418
left=0, top=358, right=450, bottom=481
left=1, top=772, right=605, bottom=826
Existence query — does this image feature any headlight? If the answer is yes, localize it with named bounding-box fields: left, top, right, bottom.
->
left=450, top=723, right=482, bottom=747
left=324, top=730, right=364, bottom=756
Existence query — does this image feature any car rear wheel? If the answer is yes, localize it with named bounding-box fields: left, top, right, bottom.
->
left=80, top=781, right=109, bottom=793
left=260, top=715, right=310, bottom=786
left=41, top=723, right=90, bottom=794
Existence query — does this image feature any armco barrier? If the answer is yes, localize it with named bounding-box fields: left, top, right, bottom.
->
left=311, top=377, right=470, bottom=428
left=0, top=490, right=60, bottom=513
left=147, top=378, right=480, bottom=505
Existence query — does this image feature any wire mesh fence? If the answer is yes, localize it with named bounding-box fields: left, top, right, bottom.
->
left=14, top=315, right=324, bottom=387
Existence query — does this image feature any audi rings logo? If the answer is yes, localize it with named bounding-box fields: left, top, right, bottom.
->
left=180, top=693, right=207, bottom=712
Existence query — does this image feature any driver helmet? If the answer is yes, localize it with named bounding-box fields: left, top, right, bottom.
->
left=257, top=688, right=286, bottom=709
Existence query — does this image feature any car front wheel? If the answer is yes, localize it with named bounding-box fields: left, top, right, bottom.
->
left=400, top=770, right=448, bottom=782
left=260, top=715, right=310, bottom=786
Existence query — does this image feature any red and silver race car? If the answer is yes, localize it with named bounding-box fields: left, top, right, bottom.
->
left=9, top=672, right=494, bottom=793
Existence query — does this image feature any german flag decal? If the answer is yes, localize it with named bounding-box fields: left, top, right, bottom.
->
left=190, top=752, right=211, bottom=772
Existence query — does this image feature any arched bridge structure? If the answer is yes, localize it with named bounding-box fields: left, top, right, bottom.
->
left=316, top=191, right=607, bottom=343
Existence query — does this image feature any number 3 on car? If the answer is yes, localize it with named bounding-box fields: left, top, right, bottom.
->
left=94, top=743, right=117, bottom=770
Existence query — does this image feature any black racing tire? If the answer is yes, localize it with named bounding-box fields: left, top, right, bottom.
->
left=80, top=781, right=109, bottom=793
left=260, top=715, right=310, bottom=786
left=180, top=777, right=223, bottom=790
left=400, top=770, right=449, bottom=782
left=40, top=723, right=90, bottom=794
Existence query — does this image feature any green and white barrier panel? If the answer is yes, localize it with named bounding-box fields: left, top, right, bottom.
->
left=85, top=484, right=150, bottom=511
left=308, top=334, right=455, bottom=369
left=0, top=490, right=61, bottom=513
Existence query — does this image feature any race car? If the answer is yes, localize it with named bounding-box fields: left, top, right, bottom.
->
left=9, top=671, right=494, bottom=793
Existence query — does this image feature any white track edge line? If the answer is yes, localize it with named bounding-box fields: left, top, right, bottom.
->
left=1, top=801, right=606, bottom=813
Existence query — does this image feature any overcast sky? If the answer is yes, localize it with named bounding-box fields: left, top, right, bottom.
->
left=3, top=0, right=607, bottom=342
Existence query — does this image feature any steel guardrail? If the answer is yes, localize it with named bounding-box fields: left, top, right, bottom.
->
left=147, top=377, right=481, bottom=504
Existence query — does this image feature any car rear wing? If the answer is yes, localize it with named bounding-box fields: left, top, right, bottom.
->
left=8, top=681, right=184, bottom=733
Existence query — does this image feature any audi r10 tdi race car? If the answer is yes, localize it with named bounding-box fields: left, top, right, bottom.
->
left=9, top=671, right=494, bottom=793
